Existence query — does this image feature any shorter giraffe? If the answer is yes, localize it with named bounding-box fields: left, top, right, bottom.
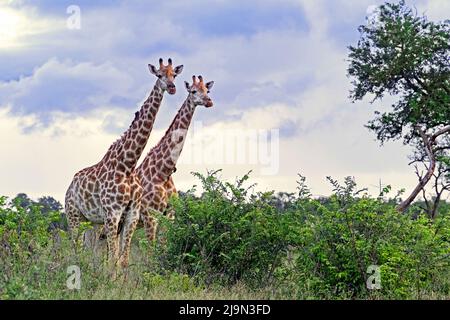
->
left=136, top=75, right=215, bottom=243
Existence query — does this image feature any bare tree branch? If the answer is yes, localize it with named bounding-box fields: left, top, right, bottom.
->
left=398, top=127, right=437, bottom=212
left=431, top=125, right=450, bottom=141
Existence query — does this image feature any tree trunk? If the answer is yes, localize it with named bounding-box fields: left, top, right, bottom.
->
left=397, top=125, right=450, bottom=212
left=397, top=128, right=436, bottom=213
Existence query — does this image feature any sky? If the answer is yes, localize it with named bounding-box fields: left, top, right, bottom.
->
left=0, top=0, right=449, bottom=202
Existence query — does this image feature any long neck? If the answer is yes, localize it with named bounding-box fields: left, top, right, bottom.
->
left=101, top=82, right=164, bottom=175
left=140, top=96, right=196, bottom=181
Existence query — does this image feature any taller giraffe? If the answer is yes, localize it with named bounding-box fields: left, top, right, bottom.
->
left=64, top=58, right=183, bottom=268
left=135, top=75, right=214, bottom=242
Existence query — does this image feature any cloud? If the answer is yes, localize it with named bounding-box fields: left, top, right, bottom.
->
left=0, top=2, right=349, bottom=131
left=0, top=1, right=310, bottom=128
left=0, top=3, right=64, bottom=50
left=417, top=0, right=450, bottom=21
left=0, top=107, right=116, bottom=201
left=0, top=59, right=139, bottom=126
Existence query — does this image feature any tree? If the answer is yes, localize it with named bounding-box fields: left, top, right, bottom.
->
left=12, top=193, right=33, bottom=208
left=37, top=196, right=63, bottom=214
left=413, top=159, right=449, bottom=219
left=10, top=194, right=66, bottom=230
left=410, top=132, right=450, bottom=218
left=347, top=0, right=450, bottom=212
left=36, top=196, right=66, bottom=230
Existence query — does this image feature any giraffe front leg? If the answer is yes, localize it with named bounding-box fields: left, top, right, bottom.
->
left=118, top=206, right=140, bottom=269
left=164, top=194, right=176, bottom=221
left=65, top=198, right=86, bottom=253
left=103, top=213, right=121, bottom=274
left=164, top=177, right=177, bottom=221
left=159, top=209, right=171, bottom=247
left=83, top=224, right=106, bottom=257
left=141, top=210, right=158, bottom=245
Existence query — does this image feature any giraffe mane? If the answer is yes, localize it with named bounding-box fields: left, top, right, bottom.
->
left=148, top=98, right=190, bottom=154
left=100, top=109, right=143, bottom=163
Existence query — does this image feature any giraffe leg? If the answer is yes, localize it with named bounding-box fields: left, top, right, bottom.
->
left=164, top=177, right=177, bottom=221
left=118, top=175, right=142, bottom=268
left=141, top=210, right=158, bottom=244
left=83, top=224, right=105, bottom=255
left=118, top=205, right=140, bottom=268
left=164, top=196, right=176, bottom=222
left=159, top=178, right=177, bottom=245
left=155, top=202, right=171, bottom=247
left=141, top=185, right=170, bottom=246
left=103, top=212, right=121, bottom=271
left=65, top=193, right=86, bottom=250
left=158, top=210, right=171, bottom=247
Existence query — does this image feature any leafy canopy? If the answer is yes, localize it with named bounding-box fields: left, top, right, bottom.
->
left=348, top=0, right=449, bottom=144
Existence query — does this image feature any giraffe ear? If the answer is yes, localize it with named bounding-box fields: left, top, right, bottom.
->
left=184, top=81, right=191, bottom=91
left=174, top=65, right=184, bottom=75
left=205, top=81, right=214, bottom=90
left=148, top=64, right=158, bottom=75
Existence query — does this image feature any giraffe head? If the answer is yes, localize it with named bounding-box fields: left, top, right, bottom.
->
left=184, top=75, right=214, bottom=107
left=148, top=58, right=183, bottom=95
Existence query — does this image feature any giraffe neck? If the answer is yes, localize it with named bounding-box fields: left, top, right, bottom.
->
left=101, top=82, right=164, bottom=175
left=145, top=96, right=196, bottom=181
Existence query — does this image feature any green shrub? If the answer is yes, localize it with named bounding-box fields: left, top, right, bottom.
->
left=0, top=196, right=61, bottom=258
left=291, top=177, right=450, bottom=299
left=155, top=170, right=294, bottom=286
left=0, top=173, right=449, bottom=300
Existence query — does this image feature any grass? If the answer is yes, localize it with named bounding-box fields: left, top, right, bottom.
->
left=0, top=230, right=284, bottom=300
left=3, top=230, right=448, bottom=300
left=2, top=177, right=450, bottom=300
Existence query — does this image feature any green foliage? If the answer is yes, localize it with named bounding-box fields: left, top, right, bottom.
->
left=0, top=194, right=268, bottom=300
left=151, top=171, right=450, bottom=299
left=289, top=178, right=450, bottom=299
left=0, top=196, right=69, bottom=299
left=348, top=0, right=449, bottom=144
left=155, top=170, right=293, bottom=286
left=0, top=196, right=61, bottom=256
left=1, top=173, right=449, bottom=299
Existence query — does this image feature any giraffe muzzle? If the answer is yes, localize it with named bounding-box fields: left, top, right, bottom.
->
left=205, top=99, right=213, bottom=108
left=167, top=84, right=176, bottom=95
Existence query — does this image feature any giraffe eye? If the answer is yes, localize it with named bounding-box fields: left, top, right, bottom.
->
left=191, top=90, right=197, bottom=94
left=207, top=90, right=210, bottom=93
left=157, top=74, right=162, bottom=78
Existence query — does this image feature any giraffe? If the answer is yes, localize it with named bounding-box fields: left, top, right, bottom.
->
left=135, top=75, right=214, bottom=243
left=64, top=58, right=183, bottom=268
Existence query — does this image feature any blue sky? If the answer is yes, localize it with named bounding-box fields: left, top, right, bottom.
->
left=0, top=0, right=449, bottom=201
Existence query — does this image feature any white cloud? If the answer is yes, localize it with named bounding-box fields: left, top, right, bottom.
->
left=0, top=107, right=115, bottom=201
left=0, top=3, right=64, bottom=50
left=0, top=58, right=138, bottom=123
left=418, top=0, right=450, bottom=21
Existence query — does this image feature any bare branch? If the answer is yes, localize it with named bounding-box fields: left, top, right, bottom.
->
left=431, top=125, right=450, bottom=142
left=398, top=127, right=437, bottom=212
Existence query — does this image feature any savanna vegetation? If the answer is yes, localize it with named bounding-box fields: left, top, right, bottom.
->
left=1, top=170, right=449, bottom=299
left=0, top=1, right=448, bottom=300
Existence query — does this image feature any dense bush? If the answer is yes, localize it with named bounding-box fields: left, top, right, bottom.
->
left=0, top=173, right=449, bottom=299
left=155, top=173, right=450, bottom=299
left=155, top=170, right=294, bottom=286
left=0, top=194, right=267, bottom=300
left=0, top=196, right=61, bottom=258
left=0, top=196, right=64, bottom=299
left=295, top=202, right=449, bottom=298
left=286, top=177, right=450, bottom=299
